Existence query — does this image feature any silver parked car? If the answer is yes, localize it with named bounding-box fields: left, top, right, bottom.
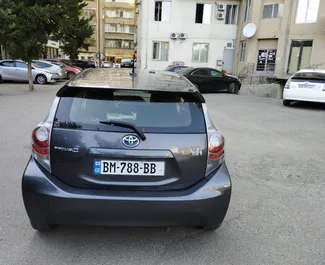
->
left=32, top=60, right=67, bottom=79
left=22, top=68, right=231, bottom=232
left=0, top=60, right=56, bottom=84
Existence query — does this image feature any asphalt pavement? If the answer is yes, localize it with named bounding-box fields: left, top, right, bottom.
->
left=0, top=82, right=324, bottom=265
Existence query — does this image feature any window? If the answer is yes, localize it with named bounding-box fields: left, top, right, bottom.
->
left=296, top=0, right=320, bottom=23
left=192, top=69, right=209, bottom=76
left=105, top=0, right=133, bottom=3
left=210, top=70, right=223, bottom=77
left=154, top=1, right=171, bottom=22
left=225, top=5, right=238, bottom=24
left=105, top=24, right=134, bottom=33
left=54, top=88, right=206, bottom=134
left=239, top=41, right=247, bottom=62
left=192, top=43, right=209, bottom=63
left=152, top=41, right=169, bottom=61
left=83, top=8, right=96, bottom=19
left=287, top=40, right=313, bottom=73
left=195, top=3, right=212, bottom=24
left=263, top=4, right=283, bottom=18
left=15, top=62, right=27, bottom=68
left=105, top=40, right=122, bottom=48
left=244, top=0, right=251, bottom=21
left=106, top=9, right=116, bottom=17
left=0, top=61, right=14, bottom=67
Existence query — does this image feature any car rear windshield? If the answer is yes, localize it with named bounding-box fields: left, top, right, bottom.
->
left=291, top=72, right=325, bottom=81
left=54, top=87, right=206, bottom=133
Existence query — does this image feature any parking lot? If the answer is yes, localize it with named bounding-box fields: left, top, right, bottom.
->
left=0, top=82, right=324, bottom=265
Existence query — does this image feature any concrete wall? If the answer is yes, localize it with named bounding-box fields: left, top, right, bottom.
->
left=240, top=83, right=283, bottom=99
left=138, top=0, right=240, bottom=70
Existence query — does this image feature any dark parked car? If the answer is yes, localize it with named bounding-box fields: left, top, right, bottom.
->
left=22, top=68, right=231, bottom=232
left=69, top=59, right=96, bottom=69
left=165, top=65, right=190, bottom=72
left=179, top=67, right=241, bottom=94
left=121, top=58, right=133, bottom=68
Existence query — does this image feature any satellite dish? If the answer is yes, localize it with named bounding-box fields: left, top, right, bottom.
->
left=243, top=23, right=257, bottom=38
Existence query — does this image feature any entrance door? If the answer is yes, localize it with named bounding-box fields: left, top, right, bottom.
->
left=287, top=40, right=313, bottom=74
left=222, top=48, right=234, bottom=73
left=256, top=49, right=277, bottom=72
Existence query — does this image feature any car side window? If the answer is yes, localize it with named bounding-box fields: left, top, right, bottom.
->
left=210, top=70, right=223, bottom=78
left=15, top=62, right=28, bottom=69
left=0, top=61, right=14, bottom=67
left=192, top=69, right=209, bottom=76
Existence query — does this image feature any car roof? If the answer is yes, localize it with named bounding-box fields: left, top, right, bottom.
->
left=296, top=69, right=325, bottom=74
left=65, top=68, right=198, bottom=93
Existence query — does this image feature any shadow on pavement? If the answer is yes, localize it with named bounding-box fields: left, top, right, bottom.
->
left=290, top=101, right=325, bottom=110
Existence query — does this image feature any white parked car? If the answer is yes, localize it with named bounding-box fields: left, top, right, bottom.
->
left=113, top=63, right=121, bottom=68
left=32, top=60, right=67, bottom=79
left=0, top=60, right=56, bottom=84
left=283, top=69, right=325, bottom=106
left=102, top=61, right=111, bottom=68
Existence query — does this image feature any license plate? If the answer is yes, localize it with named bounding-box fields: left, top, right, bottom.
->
left=298, top=84, right=315, bottom=89
left=93, top=160, right=165, bottom=176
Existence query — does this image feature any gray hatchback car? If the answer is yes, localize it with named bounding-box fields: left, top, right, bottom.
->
left=22, top=68, right=231, bottom=232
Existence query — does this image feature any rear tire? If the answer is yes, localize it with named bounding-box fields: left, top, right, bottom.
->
left=67, top=72, right=75, bottom=79
left=36, top=74, right=47, bottom=85
left=31, top=221, right=56, bottom=232
left=283, top=99, right=292, bottom=106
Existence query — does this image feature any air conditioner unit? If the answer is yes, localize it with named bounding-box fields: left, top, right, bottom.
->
left=217, top=12, right=225, bottom=20
left=179, top=33, right=187, bottom=39
left=218, top=3, right=225, bottom=11
left=170, top=33, right=179, bottom=39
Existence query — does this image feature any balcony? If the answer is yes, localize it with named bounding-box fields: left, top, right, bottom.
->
left=104, top=33, right=134, bottom=40
left=105, top=2, right=134, bottom=9
left=104, top=17, right=135, bottom=24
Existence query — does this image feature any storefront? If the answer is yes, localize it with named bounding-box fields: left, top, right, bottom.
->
left=43, top=40, right=60, bottom=59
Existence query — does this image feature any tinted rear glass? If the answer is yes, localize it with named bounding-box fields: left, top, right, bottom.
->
left=54, top=87, right=206, bottom=133
left=292, top=72, right=325, bottom=81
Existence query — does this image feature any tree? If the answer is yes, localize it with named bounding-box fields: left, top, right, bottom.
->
left=0, top=0, right=63, bottom=91
left=55, top=0, right=94, bottom=61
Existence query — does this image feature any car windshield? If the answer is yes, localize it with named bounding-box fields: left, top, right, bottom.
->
left=122, top=58, right=132, bottom=63
left=54, top=87, right=206, bottom=133
left=291, top=72, right=325, bottom=81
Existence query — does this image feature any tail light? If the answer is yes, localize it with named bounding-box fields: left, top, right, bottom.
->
left=202, top=104, right=225, bottom=176
left=30, top=97, right=59, bottom=173
left=208, top=132, right=225, bottom=160
left=32, top=126, right=51, bottom=172
left=284, top=80, right=290, bottom=89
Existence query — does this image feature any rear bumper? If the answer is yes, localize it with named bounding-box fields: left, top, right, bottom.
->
left=283, top=89, right=325, bottom=103
left=22, top=157, right=231, bottom=228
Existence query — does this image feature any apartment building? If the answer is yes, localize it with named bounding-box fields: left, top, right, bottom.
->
left=234, top=0, right=325, bottom=78
left=137, top=0, right=240, bottom=71
left=103, top=0, right=136, bottom=63
left=78, top=0, right=98, bottom=60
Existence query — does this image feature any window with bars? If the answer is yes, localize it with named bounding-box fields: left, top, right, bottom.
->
left=154, top=0, right=171, bottom=22
left=262, top=4, right=283, bottom=18
left=239, top=41, right=247, bottom=62
left=192, top=43, right=209, bottom=63
left=152, top=41, right=169, bottom=61
left=225, top=5, right=238, bottom=24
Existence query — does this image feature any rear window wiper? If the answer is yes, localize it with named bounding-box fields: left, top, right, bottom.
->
left=99, top=120, right=146, bottom=140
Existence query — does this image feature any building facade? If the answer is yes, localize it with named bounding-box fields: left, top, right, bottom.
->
left=103, top=0, right=136, bottom=63
left=137, top=0, right=240, bottom=72
left=79, top=0, right=98, bottom=60
left=234, top=0, right=325, bottom=78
